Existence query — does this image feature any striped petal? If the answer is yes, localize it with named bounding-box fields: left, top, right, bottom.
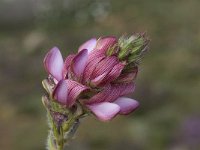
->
left=95, top=36, right=117, bottom=54
left=71, top=49, right=88, bottom=78
left=65, top=80, right=89, bottom=107
left=78, top=38, right=97, bottom=53
left=53, top=80, right=68, bottom=104
left=115, top=67, right=138, bottom=83
left=44, top=47, right=64, bottom=81
left=113, top=97, right=139, bottom=115
left=63, top=54, right=75, bottom=78
left=85, top=84, right=111, bottom=105
left=105, top=83, right=135, bottom=102
left=87, top=102, right=120, bottom=121
left=91, top=56, right=118, bottom=79
left=100, top=62, right=125, bottom=84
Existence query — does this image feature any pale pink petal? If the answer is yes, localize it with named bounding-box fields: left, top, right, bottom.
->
left=71, top=49, right=88, bottom=77
left=113, top=97, right=139, bottom=115
left=87, top=102, right=120, bottom=121
left=65, top=80, right=89, bottom=107
left=53, top=80, right=68, bottom=104
left=78, top=38, right=97, bottom=53
left=95, top=36, right=117, bottom=54
left=44, top=47, right=64, bottom=81
left=63, top=54, right=75, bottom=78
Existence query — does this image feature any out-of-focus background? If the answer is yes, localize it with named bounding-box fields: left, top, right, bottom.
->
left=0, top=0, right=200, bottom=150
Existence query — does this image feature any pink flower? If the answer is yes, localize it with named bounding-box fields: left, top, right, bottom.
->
left=68, top=37, right=125, bottom=86
left=43, top=36, right=141, bottom=121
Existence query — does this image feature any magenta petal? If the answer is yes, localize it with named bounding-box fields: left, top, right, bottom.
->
left=113, top=97, right=139, bottom=115
left=53, top=80, right=68, bottom=104
left=87, top=102, right=120, bottom=121
left=44, top=47, right=64, bottom=81
left=78, top=38, right=97, bottom=53
left=71, top=49, right=88, bottom=77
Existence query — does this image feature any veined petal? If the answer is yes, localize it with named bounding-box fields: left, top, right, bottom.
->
left=100, top=62, right=125, bottom=84
left=90, top=72, right=108, bottom=86
left=63, top=54, right=75, bottom=78
left=44, top=47, right=64, bottom=81
left=83, top=55, right=105, bottom=83
left=53, top=80, right=68, bottom=104
left=78, top=38, right=97, bottom=53
left=95, top=36, right=117, bottom=54
left=65, top=80, right=89, bottom=107
left=115, top=67, right=138, bottom=83
left=91, top=56, right=118, bottom=79
left=113, top=97, right=139, bottom=115
left=105, top=83, right=135, bottom=102
left=71, top=49, right=88, bottom=77
left=85, top=84, right=111, bottom=105
left=87, top=102, right=120, bottom=121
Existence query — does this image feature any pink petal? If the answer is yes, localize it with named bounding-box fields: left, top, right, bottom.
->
left=113, top=97, right=139, bottom=115
left=53, top=80, right=68, bottom=104
left=85, top=84, right=111, bottom=105
left=65, top=80, right=89, bottom=107
left=100, top=62, right=125, bottom=85
left=82, top=55, right=105, bottom=83
left=95, top=36, right=117, bottom=54
left=105, top=83, right=135, bottom=102
left=71, top=49, right=88, bottom=77
left=87, top=102, right=120, bottom=121
left=78, top=38, right=97, bottom=53
left=44, top=47, right=64, bottom=81
left=115, top=67, right=138, bottom=83
left=63, top=54, right=75, bottom=78
left=90, top=72, right=108, bottom=86
left=91, top=56, right=118, bottom=80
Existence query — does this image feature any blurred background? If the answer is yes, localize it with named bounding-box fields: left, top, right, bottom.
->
left=0, top=0, right=200, bottom=150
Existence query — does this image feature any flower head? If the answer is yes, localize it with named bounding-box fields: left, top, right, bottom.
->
left=42, top=34, right=149, bottom=121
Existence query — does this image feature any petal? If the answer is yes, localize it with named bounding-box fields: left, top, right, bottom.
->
left=91, top=56, right=118, bottom=79
left=83, top=55, right=105, bottom=83
left=90, top=72, right=108, bottom=86
left=63, top=54, right=75, bottom=78
left=87, top=102, right=120, bottom=121
left=115, top=67, right=138, bottom=83
left=95, top=36, right=117, bottom=54
left=85, top=84, right=111, bottom=105
left=100, top=62, right=125, bottom=84
left=53, top=80, right=68, bottom=104
left=78, top=38, right=97, bottom=53
left=71, top=49, right=88, bottom=77
left=65, top=80, right=89, bottom=107
left=44, top=47, right=64, bottom=81
left=113, top=97, right=139, bottom=115
left=105, top=83, right=135, bottom=102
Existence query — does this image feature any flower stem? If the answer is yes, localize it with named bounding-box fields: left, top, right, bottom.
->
left=46, top=114, right=80, bottom=150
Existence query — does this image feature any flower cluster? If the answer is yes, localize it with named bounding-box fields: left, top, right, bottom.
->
left=43, top=34, right=149, bottom=122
